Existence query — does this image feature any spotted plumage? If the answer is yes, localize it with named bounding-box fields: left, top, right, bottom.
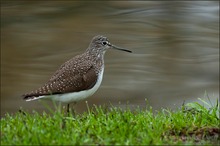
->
left=22, top=35, right=132, bottom=104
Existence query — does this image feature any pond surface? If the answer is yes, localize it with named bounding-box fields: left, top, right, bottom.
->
left=1, top=1, right=219, bottom=116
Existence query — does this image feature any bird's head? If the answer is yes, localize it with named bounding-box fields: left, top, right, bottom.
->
left=88, top=35, right=132, bottom=56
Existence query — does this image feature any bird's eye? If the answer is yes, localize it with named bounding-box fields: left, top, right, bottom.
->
left=102, top=41, right=107, bottom=45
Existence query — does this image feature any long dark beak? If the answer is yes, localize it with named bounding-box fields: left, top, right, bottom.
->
left=108, top=43, right=132, bottom=53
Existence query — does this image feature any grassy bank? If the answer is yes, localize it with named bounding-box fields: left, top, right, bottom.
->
left=1, top=99, right=219, bottom=145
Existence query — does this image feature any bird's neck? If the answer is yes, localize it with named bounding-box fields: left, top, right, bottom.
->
left=86, top=48, right=105, bottom=62
left=84, top=50, right=105, bottom=73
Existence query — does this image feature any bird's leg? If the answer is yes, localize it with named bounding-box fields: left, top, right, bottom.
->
left=66, top=102, right=77, bottom=117
left=71, top=102, right=77, bottom=117
left=67, top=104, right=70, bottom=114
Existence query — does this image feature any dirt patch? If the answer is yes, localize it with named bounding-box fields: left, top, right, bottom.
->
left=163, top=127, right=219, bottom=144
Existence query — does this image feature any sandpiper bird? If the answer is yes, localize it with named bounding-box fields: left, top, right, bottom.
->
left=22, top=35, right=132, bottom=111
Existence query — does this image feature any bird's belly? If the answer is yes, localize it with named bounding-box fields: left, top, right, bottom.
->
left=42, top=67, right=104, bottom=103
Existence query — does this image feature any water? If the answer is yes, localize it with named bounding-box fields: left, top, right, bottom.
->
left=1, top=1, right=219, bottom=116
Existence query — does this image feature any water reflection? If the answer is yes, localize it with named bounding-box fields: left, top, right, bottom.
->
left=1, top=1, right=219, bottom=116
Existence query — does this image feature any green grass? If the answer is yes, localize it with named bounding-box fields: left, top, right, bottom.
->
left=1, top=98, right=219, bottom=145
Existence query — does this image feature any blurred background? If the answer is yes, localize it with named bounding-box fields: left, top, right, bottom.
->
left=1, top=1, right=219, bottom=116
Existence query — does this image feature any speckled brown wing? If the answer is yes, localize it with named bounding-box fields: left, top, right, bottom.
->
left=22, top=57, right=98, bottom=100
